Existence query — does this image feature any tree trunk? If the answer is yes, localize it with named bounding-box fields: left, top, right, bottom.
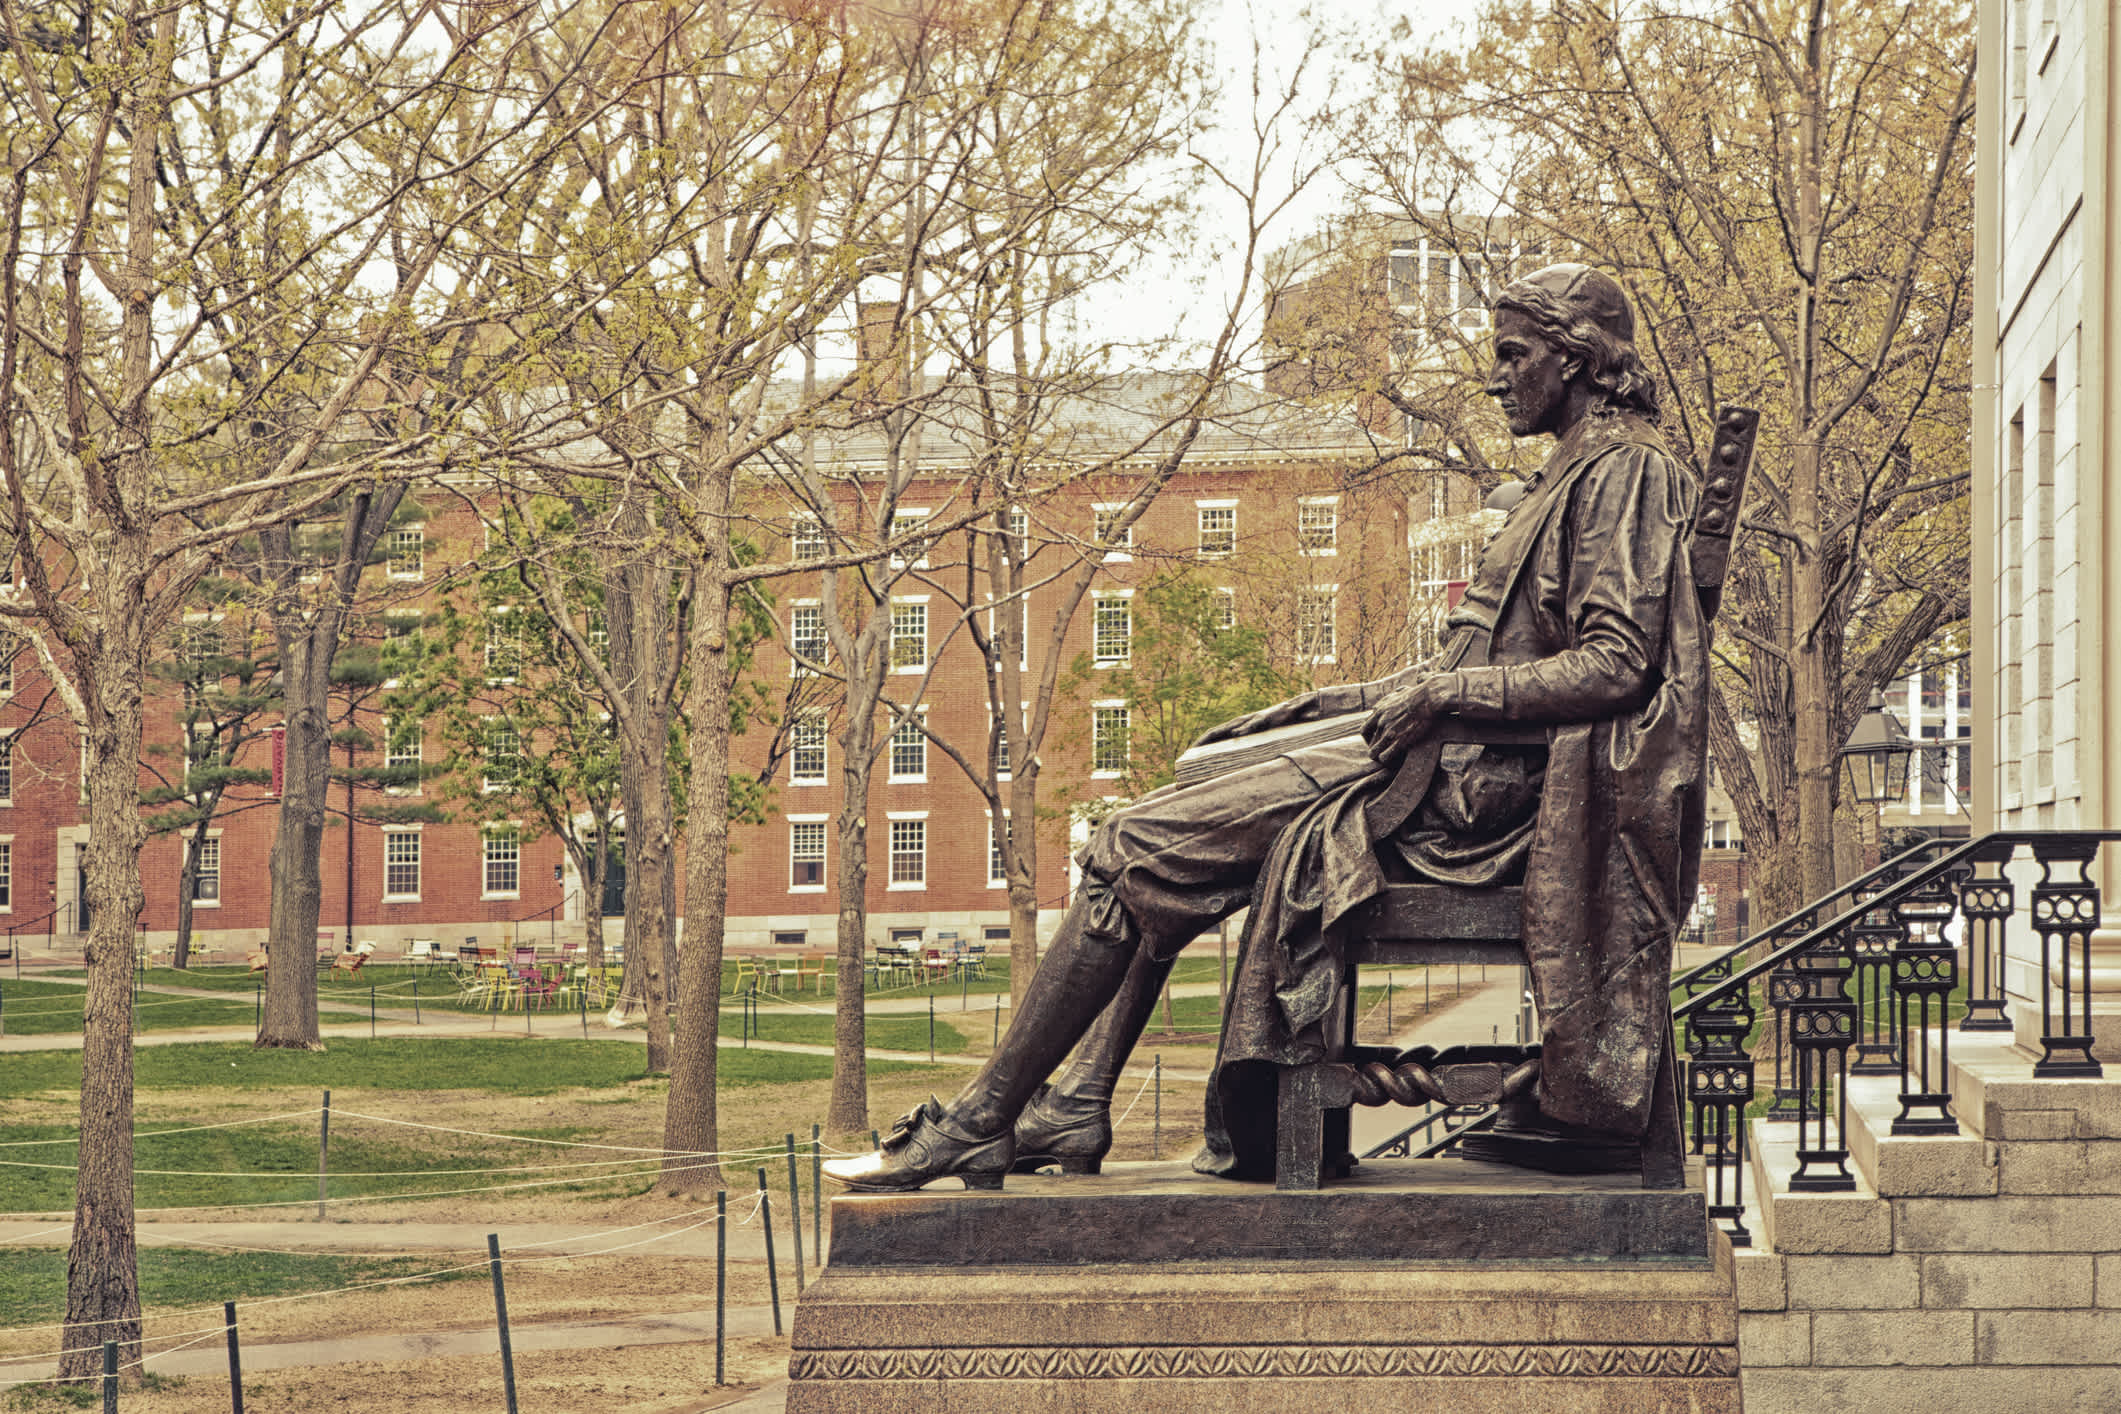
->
left=664, top=568, right=734, bottom=1193
left=60, top=676, right=150, bottom=1378
left=827, top=720, right=877, bottom=1134
left=173, top=853, right=196, bottom=970
left=618, top=725, right=675, bottom=1073
left=257, top=641, right=330, bottom=1049
left=1007, top=769, right=1042, bottom=1008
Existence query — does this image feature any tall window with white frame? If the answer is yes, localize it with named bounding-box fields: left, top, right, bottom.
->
left=791, top=513, right=827, bottom=562
left=383, top=832, right=421, bottom=899
left=1093, top=505, right=1134, bottom=561
left=483, top=829, right=520, bottom=896
left=388, top=526, right=425, bottom=580
left=384, top=719, right=422, bottom=794
left=988, top=815, right=1011, bottom=886
left=0, top=635, right=16, bottom=694
left=890, top=600, right=927, bottom=671
left=485, top=612, right=522, bottom=683
left=1197, top=502, right=1236, bottom=558
left=790, top=820, right=826, bottom=888
left=889, top=510, right=932, bottom=568
left=483, top=722, right=520, bottom=793
left=888, top=711, right=926, bottom=781
left=1092, top=593, right=1131, bottom=666
left=1297, top=497, right=1338, bottom=555
left=790, top=604, right=827, bottom=674
left=0, top=840, right=11, bottom=909
left=191, top=838, right=221, bottom=903
left=888, top=818, right=926, bottom=887
left=1296, top=588, right=1338, bottom=663
left=0, top=733, right=13, bottom=804
left=791, top=713, right=827, bottom=785
left=1092, top=704, right=1130, bottom=776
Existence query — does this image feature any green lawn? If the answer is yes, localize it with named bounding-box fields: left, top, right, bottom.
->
left=719, top=1009, right=967, bottom=1053
left=0, top=1036, right=926, bottom=1214
left=0, top=978, right=259, bottom=1035
left=0, top=1247, right=479, bottom=1328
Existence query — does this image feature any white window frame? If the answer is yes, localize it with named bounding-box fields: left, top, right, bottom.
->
left=1215, top=587, right=1237, bottom=631
left=189, top=832, right=223, bottom=908
left=0, top=731, right=14, bottom=805
left=1196, top=500, right=1237, bottom=558
left=1297, top=585, right=1339, bottom=664
left=0, top=835, right=13, bottom=912
left=484, top=608, right=522, bottom=684
left=889, top=508, right=932, bottom=569
left=886, top=811, right=928, bottom=891
left=383, top=828, right=423, bottom=901
left=1091, top=589, right=1133, bottom=667
left=1298, top=495, right=1340, bottom=557
left=1091, top=700, right=1130, bottom=778
left=790, top=712, right=828, bottom=786
left=387, top=525, right=426, bottom=581
left=887, top=707, right=928, bottom=783
left=384, top=717, right=421, bottom=796
left=1092, top=504, right=1134, bottom=563
left=890, top=597, right=928, bottom=674
left=481, top=720, right=521, bottom=794
left=0, top=633, right=17, bottom=696
left=985, top=593, right=1028, bottom=671
left=791, top=512, right=827, bottom=562
left=987, top=811, right=1011, bottom=888
left=789, top=815, right=829, bottom=892
left=481, top=827, right=522, bottom=900
left=789, top=600, right=827, bottom=676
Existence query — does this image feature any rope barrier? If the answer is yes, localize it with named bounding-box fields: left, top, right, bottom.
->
left=0, top=1109, right=328, bottom=1148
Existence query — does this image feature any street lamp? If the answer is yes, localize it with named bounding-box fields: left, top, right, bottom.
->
left=1840, top=690, right=1913, bottom=810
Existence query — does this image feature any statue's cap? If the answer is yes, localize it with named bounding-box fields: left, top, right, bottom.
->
left=1496, top=263, right=1635, bottom=344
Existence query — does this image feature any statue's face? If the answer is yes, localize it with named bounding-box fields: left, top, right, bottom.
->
left=1485, top=308, right=1576, bottom=439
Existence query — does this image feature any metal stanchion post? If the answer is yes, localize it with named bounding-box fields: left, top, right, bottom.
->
left=487, top=1234, right=519, bottom=1414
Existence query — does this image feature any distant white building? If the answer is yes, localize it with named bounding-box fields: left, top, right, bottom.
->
left=1972, top=0, right=2121, bottom=1052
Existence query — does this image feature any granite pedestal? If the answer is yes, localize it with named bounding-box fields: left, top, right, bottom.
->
left=788, top=1159, right=1740, bottom=1413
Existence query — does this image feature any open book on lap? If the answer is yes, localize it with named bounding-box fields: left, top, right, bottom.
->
left=1172, top=713, right=1370, bottom=787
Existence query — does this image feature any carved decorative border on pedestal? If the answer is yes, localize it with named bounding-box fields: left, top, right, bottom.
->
left=790, top=1343, right=1740, bottom=1382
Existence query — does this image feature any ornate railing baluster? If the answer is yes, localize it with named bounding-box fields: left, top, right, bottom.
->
left=1686, top=983, right=1756, bottom=1245
left=1847, top=879, right=1903, bottom=1076
left=1787, top=949, right=1857, bottom=1192
left=1890, top=863, right=1963, bottom=1136
left=1765, top=953, right=1808, bottom=1122
left=1957, top=843, right=2016, bottom=1033
left=2030, top=838, right=2105, bottom=1079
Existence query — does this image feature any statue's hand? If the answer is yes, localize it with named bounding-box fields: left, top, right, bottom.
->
left=1362, top=679, right=1443, bottom=763
left=1191, top=691, right=1320, bottom=749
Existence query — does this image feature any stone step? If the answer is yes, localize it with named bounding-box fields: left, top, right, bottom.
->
left=1924, top=1027, right=2121, bottom=1142
left=1746, top=1118, right=1892, bottom=1258
left=1842, top=1070, right=1996, bottom=1198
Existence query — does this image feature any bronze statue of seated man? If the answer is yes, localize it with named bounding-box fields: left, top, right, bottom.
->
left=824, top=263, right=1710, bottom=1192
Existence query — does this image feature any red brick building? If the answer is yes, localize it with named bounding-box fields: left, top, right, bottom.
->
left=4, top=389, right=1422, bottom=959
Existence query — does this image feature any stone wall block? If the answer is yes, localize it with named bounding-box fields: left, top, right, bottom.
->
left=1988, top=1108, right=2079, bottom=1141
left=1765, top=1192, right=1895, bottom=1255
left=1975, top=1309, right=2121, bottom=1365
left=1735, top=1251, right=1786, bottom=1312
left=1737, top=1311, right=1810, bottom=1368
left=1809, top=1310, right=1974, bottom=1367
left=1894, top=1195, right=2121, bottom=1252
left=2097, top=1255, right=2121, bottom=1307
left=1784, top=1254, right=1920, bottom=1311
left=1920, top=1253, right=2094, bottom=1309
left=1997, top=1138, right=2121, bottom=1194
left=1741, top=1364, right=2121, bottom=1414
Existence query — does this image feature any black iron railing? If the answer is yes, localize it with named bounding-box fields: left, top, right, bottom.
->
left=1674, top=830, right=2115, bottom=1246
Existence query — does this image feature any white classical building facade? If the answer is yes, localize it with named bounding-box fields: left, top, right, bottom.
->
left=1972, top=0, right=2121, bottom=1052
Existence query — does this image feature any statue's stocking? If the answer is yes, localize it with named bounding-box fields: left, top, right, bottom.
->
left=941, top=897, right=1134, bottom=1136
left=1044, top=944, right=1177, bottom=1108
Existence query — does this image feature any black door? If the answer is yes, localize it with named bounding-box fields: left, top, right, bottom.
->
left=600, top=834, right=626, bottom=917
left=76, top=844, right=91, bottom=932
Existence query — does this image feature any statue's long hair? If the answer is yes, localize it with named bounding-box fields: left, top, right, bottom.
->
left=1493, top=286, right=1661, bottom=419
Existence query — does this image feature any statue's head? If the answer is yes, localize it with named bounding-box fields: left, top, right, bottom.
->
left=1486, top=263, right=1658, bottom=437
